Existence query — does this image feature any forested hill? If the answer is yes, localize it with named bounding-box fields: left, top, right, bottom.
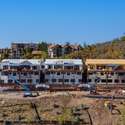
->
left=64, top=35, right=125, bottom=59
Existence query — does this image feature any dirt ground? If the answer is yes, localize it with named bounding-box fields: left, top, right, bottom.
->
left=0, top=91, right=124, bottom=125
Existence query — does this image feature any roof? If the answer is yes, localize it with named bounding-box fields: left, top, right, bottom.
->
left=48, top=44, right=62, bottom=49
left=1, top=59, right=43, bottom=65
left=45, top=59, right=83, bottom=65
left=86, top=59, right=125, bottom=65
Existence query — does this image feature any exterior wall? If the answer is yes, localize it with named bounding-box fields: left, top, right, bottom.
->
left=0, top=59, right=42, bottom=85
left=11, top=43, right=38, bottom=59
left=86, top=59, right=125, bottom=84
left=0, top=59, right=84, bottom=85
left=0, top=70, right=40, bottom=85
left=88, top=71, right=125, bottom=84
left=48, top=44, right=81, bottom=58
left=45, top=71, right=82, bottom=84
left=44, top=59, right=83, bottom=85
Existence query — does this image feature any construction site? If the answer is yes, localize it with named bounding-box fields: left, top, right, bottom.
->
left=0, top=84, right=125, bottom=125
left=1, top=59, right=125, bottom=125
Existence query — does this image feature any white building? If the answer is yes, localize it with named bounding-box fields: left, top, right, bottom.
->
left=0, top=59, right=43, bottom=84
left=43, top=59, right=83, bottom=85
left=0, top=59, right=84, bottom=85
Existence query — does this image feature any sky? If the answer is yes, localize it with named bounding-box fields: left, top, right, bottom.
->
left=0, top=0, right=125, bottom=47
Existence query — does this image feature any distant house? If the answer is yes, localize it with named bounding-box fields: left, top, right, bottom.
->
left=48, top=44, right=62, bottom=58
left=63, top=44, right=73, bottom=55
left=11, top=43, right=38, bottom=59
left=48, top=44, right=81, bottom=58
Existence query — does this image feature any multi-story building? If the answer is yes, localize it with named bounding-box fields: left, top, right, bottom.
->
left=0, top=59, right=84, bottom=85
left=48, top=44, right=81, bottom=58
left=0, top=59, right=43, bottom=84
left=11, top=43, right=38, bottom=59
left=43, top=59, right=83, bottom=85
left=86, top=59, right=125, bottom=84
left=48, top=44, right=62, bottom=58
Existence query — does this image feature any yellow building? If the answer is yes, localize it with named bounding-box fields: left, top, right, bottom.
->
left=86, top=59, right=125, bottom=84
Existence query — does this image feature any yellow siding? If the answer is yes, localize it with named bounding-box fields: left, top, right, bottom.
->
left=86, top=59, right=125, bottom=65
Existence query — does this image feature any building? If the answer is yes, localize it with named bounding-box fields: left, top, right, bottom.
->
left=86, top=59, right=125, bottom=84
left=11, top=43, right=38, bottom=59
left=0, top=59, right=84, bottom=85
left=48, top=44, right=81, bottom=58
left=43, top=59, right=83, bottom=85
left=0, top=59, right=43, bottom=84
left=48, top=44, right=62, bottom=58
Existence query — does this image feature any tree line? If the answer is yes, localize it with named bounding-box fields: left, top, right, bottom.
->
left=1, top=35, right=125, bottom=60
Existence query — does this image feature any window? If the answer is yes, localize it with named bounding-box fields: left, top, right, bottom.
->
left=59, top=79, right=63, bottom=82
left=79, top=79, right=82, bottom=82
left=8, top=79, right=13, bottom=83
left=95, top=79, right=100, bottom=83
left=21, top=79, right=26, bottom=83
left=110, top=72, right=114, bottom=76
left=23, top=65, right=31, bottom=70
left=3, top=65, right=8, bottom=70
left=64, top=66, right=73, bottom=70
left=41, top=65, right=45, bottom=69
left=23, top=73, right=27, bottom=76
left=45, top=79, right=48, bottom=82
left=107, top=79, right=112, bottom=83
left=77, top=72, right=81, bottom=75
left=101, top=79, right=106, bottom=83
left=74, top=65, right=79, bottom=70
left=34, top=72, right=39, bottom=75
left=88, top=79, right=91, bottom=82
left=32, top=66, right=37, bottom=70
left=54, top=65, right=63, bottom=69
left=13, top=72, right=16, bottom=76
left=2, top=72, right=8, bottom=75
left=50, top=71, right=53, bottom=74
left=52, top=79, right=56, bottom=82
left=27, top=79, right=32, bottom=83
left=89, top=72, right=93, bottom=75
left=57, top=72, right=60, bottom=75
left=114, top=79, right=119, bottom=83
left=65, top=79, right=69, bottom=82
left=101, top=72, right=104, bottom=75
left=122, top=80, right=125, bottom=83
left=46, top=72, right=50, bottom=75
left=118, top=72, right=125, bottom=76
left=0, top=80, right=4, bottom=83
left=36, top=79, right=39, bottom=83
left=48, top=65, right=52, bottom=69
left=67, top=72, right=70, bottom=75
left=71, top=79, right=75, bottom=82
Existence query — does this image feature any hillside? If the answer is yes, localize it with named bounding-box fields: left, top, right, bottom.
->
left=64, top=36, right=125, bottom=59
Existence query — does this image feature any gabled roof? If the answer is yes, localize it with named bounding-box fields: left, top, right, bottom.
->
left=48, top=44, right=62, bottom=49
left=1, top=59, right=43, bottom=65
